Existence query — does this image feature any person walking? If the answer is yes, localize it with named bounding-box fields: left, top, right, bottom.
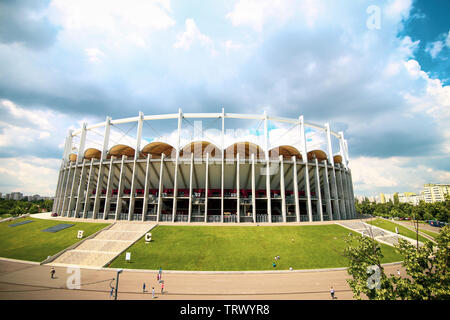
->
left=50, top=268, right=56, bottom=279
left=143, top=282, right=146, bottom=293
left=330, top=286, right=335, bottom=299
left=161, top=282, right=164, bottom=294
left=110, top=287, right=114, bottom=299
left=152, top=287, right=155, bottom=299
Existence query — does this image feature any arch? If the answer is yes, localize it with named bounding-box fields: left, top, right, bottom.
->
left=307, top=149, right=328, bottom=162
left=84, top=148, right=101, bottom=160
left=333, top=155, right=343, bottom=164
left=108, top=144, right=136, bottom=159
left=180, top=141, right=222, bottom=159
left=269, top=145, right=302, bottom=160
left=224, top=142, right=265, bottom=160
left=141, top=142, right=175, bottom=159
left=69, top=153, right=77, bottom=162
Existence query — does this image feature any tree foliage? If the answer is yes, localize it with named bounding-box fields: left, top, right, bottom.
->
left=0, top=198, right=53, bottom=217
left=344, top=226, right=450, bottom=300
left=355, top=196, right=449, bottom=223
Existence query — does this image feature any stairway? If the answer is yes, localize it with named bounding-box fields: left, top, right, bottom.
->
left=50, top=222, right=155, bottom=268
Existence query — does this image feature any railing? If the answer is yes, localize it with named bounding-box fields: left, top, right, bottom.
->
left=312, top=214, right=320, bottom=221
left=271, top=215, right=283, bottom=222
left=117, top=213, right=128, bottom=220
left=97, top=213, right=103, bottom=219
left=256, top=214, right=268, bottom=223
left=191, top=216, right=205, bottom=222
left=132, top=214, right=142, bottom=221
left=207, top=215, right=221, bottom=223
left=86, top=211, right=93, bottom=219
left=223, top=215, right=237, bottom=223
left=286, top=216, right=297, bottom=222
left=146, top=215, right=157, bottom=222
left=300, top=215, right=309, bottom=222
left=240, top=216, right=253, bottom=223
left=322, top=214, right=330, bottom=221
left=175, top=215, right=189, bottom=222
left=160, top=214, right=172, bottom=222
left=332, top=214, right=340, bottom=220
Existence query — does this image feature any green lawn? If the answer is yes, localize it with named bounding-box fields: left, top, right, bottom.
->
left=0, top=218, right=109, bottom=262
left=109, top=225, right=402, bottom=271
left=367, top=218, right=429, bottom=243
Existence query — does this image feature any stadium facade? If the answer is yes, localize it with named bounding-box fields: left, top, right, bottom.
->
left=52, top=110, right=356, bottom=223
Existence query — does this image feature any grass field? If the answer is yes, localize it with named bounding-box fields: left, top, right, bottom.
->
left=109, top=224, right=403, bottom=271
left=0, top=217, right=109, bottom=262
left=366, top=218, right=429, bottom=243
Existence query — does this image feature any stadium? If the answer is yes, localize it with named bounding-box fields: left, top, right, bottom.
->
left=52, top=110, right=355, bottom=223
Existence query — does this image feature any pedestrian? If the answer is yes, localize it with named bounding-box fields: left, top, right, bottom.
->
left=272, top=262, right=276, bottom=268
left=274, top=256, right=278, bottom=261
left=397, top=269, right=400, bottom=277
left=143, top=282, right=146, bottom=292
left=152, top=287, right=155, bottom=299
left=110, top=287, right=114, bottom=298
left=50, top=267, right=55, bottom=279
left=277, top=255, right=280, bottom=260
left=330, top=286, right=335, bottom=299
left=156, top=273, right=159, bottom=281
left=161, top=282, right=164, bottom=294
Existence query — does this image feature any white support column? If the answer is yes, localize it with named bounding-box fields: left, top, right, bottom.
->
left=52, top=161, right=65, bottom=214
left=127, top=112, right=144, bottom=221
left=336, top=166, right=346, bottom=219
left=115, top=155, right=126, bottom=220
left=292, top=156, right=300, bottom=222
left=142, top=154, right=151, bottom=221
left=74, top=159, right=87, bottom=218
left=83, top=159, right=95, bottom=218
left=93, top=117, right=111, bottom=219
left=67, top=162, right=80, bottom=217
left=325, top=122, right=340, bottom=220
left=251, top=153, right=256, bottom=223
left=300, top=116, right=312, bottom=222
left=322, top=160, right=333, bottom=221
left=128, top=158, right=138, bottom=221
left=188, top=152, right=194, bottom=222
left=204, top=152, right=209, bottom=223
left=280, top=155, right=286, bottom=223
left=157, top=154, right=165, bottom=222
left=221, top=108, right=225, bottom=223
left=172, top=109, right=182, bottom=222
left=338, top=132, right=348, bottom=169
left=314, top=158, right=324, bottom=221
left=62, top=130, right=74, bottom=163
left=60, top=163, right=73, bottom=216
left=264, top=111, right=272, bottom=223
left=236, top=152, right=240, bottom=223
left=67, top=123, right=87, bottom=217
left=103, top=157, right=115, bottom=220
left=342, top=168, right=351, bottom=219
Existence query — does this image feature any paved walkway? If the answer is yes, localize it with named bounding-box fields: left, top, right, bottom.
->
left=0, top=259, right=404, bottom=300
left=337, top=220, right=423, bottom=247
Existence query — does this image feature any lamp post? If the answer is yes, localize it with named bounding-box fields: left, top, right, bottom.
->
left=115, top=269, right=123, bottom=300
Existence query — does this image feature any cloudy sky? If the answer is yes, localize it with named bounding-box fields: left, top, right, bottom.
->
left=0, top=0, right=449, bottom=197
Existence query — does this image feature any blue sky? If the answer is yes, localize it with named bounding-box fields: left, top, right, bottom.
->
left=0, top=0, right=449, bottom=197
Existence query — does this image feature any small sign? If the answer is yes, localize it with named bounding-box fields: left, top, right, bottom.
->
left=77, top=230, right=84, bottom=239
left=145, top=233, right=152, bottom=242
left=125, top=252, right=131, bottom=262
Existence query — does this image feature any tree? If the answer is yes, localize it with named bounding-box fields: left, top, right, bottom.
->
left=344, top=226, right=450, bottom=300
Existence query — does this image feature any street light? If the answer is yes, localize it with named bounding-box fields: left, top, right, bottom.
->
left=115, top=269, right=123, bottom=300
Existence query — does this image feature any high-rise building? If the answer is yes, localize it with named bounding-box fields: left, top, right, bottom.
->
left=423, top=184, right=450, bottom=203
left=10, top=192, right=23, bottom=201
left=398, top=192, right=423, bottom=206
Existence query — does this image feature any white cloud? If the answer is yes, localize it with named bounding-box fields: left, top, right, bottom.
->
left=352, top=156, right=450, bottom=195
left=0, top=157, right=60, bottom=196
left=173, top=19, right=213, bottom=51
left=48, top=0, right=175, bottom=48
left=226, top=0, right=297, bottom=32
left=84, top=48, right=106, bottom=63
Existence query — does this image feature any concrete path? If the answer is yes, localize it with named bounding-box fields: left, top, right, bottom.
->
left=0, top=259, right=405, bottom=300
left=337, top=220, right=423, bottom=247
